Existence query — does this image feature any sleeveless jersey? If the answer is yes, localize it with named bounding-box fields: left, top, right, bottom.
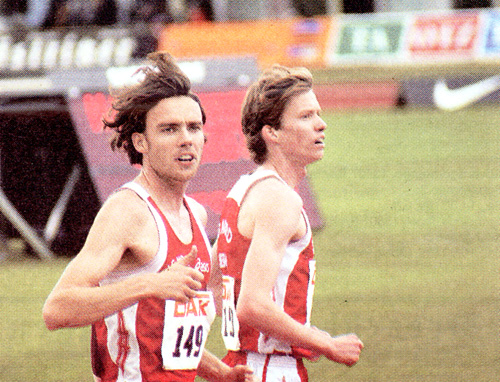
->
left=91, top=182, right=215, bottom=382
left=217, top=170, right=316, bottom=357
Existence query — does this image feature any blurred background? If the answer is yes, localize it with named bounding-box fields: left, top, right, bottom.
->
left=0, top=1, right=498, bottom=381
left=0, top=0, right=499, bottom=258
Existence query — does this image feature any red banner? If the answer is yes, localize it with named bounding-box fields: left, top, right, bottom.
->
left=407, top=12, right=481, bottom=58
left=73, top=90, right=323, bottom=240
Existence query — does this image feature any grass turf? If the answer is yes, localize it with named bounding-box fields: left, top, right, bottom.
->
left=305, top=105, right=499, bottom=381
left=1, top=105, right=499, bottom=381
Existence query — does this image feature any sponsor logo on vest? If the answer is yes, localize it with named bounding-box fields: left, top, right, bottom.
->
left=170, top=254, right=185, bottom=266
left=219, top=219, right=233, bottom=243
left=222, top=281, right=229, bottom=300
left=221, top=276, right=233, bottom=300
left=174, top=294, right=211, bottom=317
left=195, top=257, right=210, bottom=273
left=169, top=255, right=209, bottom=273
left=433, top=75, right=500, bottom=111
left=219, top=252, right=228, bottom=269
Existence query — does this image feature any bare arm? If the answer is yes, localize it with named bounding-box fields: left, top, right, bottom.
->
left=207, top=239, right=223, bottom=315
left=197, top=350, right=258, bottom=382
left=236, top=180, right=363, bottom=366
left=43, top=191, right=204, bottom=330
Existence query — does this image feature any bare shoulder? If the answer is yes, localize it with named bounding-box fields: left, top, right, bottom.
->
left=247, top=176, right=303, bottom=213
left=98, top=188, right=150, bottom=225
left=86, top=189, right=153, bottom=247
left=239, top=176, right=303, bottom=241
left=66, top=189, right=154, bottom=282
left=185, top=195, right=208, bottom=227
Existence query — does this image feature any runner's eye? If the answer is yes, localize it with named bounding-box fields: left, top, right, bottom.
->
left=188, top=123, right=203, bottom=132
left=161, top=126, right=176, bottom=133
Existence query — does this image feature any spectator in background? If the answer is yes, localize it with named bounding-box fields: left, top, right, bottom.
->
left=115, top=0, right=134, bottom=25
left=454, top=0, right=491, bottom=8
left=43, top=0, right=117, bottom=28
left=343, top=0, right=373, bottom=13
left=0, top=0, right=27, bottom=16
left=130, top=0, right=172, bottom=24
left=187, top=0, right=213, bottom=22
left=0, top=0, right=28, bottom=30
left=23, top=0, right=52, bottom=28
left=292, top=0, right=327, bottom=17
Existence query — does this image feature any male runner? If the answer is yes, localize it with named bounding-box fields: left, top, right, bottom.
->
left=43, top=52, right=256, bottom=382
left=216, top=64, right=364, bottom=381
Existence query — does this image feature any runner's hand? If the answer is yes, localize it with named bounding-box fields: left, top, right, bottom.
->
left=224, top=365, right=260, bottom=382
left=152, top=246, right=204, bottom=302
left=326, top=333, right=364, bottom=366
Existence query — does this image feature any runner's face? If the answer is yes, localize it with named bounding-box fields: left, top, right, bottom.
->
left=140, top=96, right=205, bottom=183
left=278, top=90, right=327, bottom=165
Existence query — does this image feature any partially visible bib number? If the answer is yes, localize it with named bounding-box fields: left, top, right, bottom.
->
left=221, top=275, right=241, bottom=351
left=162, top=291, right=215, bottom=370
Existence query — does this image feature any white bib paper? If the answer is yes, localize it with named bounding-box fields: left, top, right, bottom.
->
left=162, top=291, right=215, bottom=370
left=221, top=275, right=241, bottom=351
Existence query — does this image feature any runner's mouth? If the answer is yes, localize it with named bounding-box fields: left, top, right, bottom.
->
left=178, top=154, right=195, bottom=162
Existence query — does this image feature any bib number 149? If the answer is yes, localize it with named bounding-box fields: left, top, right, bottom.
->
left=162, top=292, right=215, bottom=370
left=172, top=325, right=204, bottom=358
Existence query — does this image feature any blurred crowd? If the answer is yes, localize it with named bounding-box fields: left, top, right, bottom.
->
left=0, top=0, right=494, bottom=32
left=0, top=0, right=336, bottom=31
left=0, top=0, right=214, bottom=30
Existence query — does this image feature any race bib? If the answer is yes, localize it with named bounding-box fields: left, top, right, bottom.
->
left=221, top=275, right=241, bottom=351
left=162, top=291, right=215, bottom=370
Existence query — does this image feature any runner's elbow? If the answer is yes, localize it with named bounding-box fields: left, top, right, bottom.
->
left=236, top=294, right=263, bottom=326
left=42, top=299, right=69, bottom=330
left=43, top=305, right=61, bottom=330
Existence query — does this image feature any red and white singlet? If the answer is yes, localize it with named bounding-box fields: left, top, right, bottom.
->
left=217, top=170, right=316, bottom=357
left=91, top=182, right=215, bottom=382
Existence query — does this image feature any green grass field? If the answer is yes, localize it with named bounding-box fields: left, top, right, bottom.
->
left=1, top=104, right=499, bottom=381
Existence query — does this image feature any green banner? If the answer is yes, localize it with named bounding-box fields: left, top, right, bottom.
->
left=336, top=18, right=405, bottom=59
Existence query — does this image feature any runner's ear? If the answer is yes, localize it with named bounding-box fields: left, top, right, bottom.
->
left=262, top=124, right=278, bottom=144
left=132, top=132, right=148, bottom=153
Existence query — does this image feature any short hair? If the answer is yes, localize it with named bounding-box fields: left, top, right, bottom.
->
left=103, top=52, right=206, bottom=165
left=241, top=64, right=313, bottom=165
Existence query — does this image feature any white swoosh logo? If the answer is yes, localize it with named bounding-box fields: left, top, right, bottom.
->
left=433, top=75, right=500, bottom=111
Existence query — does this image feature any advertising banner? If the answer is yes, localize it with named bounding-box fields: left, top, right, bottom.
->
left=481, top=10, right=500, bottom=56
left=158, top=17, right=331, bottom=69
left=399, top=74, right=500, bottom=110
left=327, top=14, right=407, bottom=64
left=0, top=27, right=150, bottom=76
left=407, top=11, right=481, bottom=59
